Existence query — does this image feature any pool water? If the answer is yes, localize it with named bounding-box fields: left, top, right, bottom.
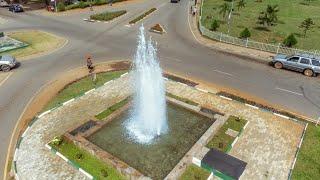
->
left=87, top=103, right=213, bottom=179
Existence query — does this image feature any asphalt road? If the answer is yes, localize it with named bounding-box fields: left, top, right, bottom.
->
left=1, top=0, right=320, bottom=179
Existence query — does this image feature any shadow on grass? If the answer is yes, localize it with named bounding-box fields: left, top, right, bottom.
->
left=254, top=26, right=271, bottom=32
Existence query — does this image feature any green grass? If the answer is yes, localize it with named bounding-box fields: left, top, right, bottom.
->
left=129, top=8, right=156, bottom=24
left=207, top=116, right=246, bottom=152
left=166, top=92, right=199, bottom=106
left=95, top=97, right=130, bottom=120
left=0, top=30, right=65, bottom=59
left=90, top=10, right=127, bottom=21
left=179, top=164, right=210, bottom=180
left=201, top=0, right=320, bottom=50
left=49, top=137, right=125, bottom=180
left=291, top=124, right=320, bottom=179
left=43, top=70, right=127, bottom=111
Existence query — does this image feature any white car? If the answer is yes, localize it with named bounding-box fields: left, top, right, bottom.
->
left=0, top=55, right=17, bottom=72
left=0, top=0, right=9, bottom=7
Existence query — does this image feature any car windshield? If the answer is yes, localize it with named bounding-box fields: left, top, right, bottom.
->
left=312, top=60, right=320, bottom=66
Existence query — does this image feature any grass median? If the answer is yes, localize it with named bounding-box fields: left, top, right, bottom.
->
left=49, top=137, right=125, bottom=180
left=95, top=97, right=130, bottom=120
left=179, top=164, right=210, bottom=180
left=207, top=116, right=246, bottom=152
left=43, top=70, right=127, bottom=111
left=129, top=8, right=156, bottom=24
left=90, top=10, right=127, bottom=21
left=291, top=124, right=320, bottom=179
left=0, top=30, right=65, bottom=59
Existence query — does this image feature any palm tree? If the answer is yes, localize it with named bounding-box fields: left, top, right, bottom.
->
left=219, top=2, right=231, bottom=19
left=257, top=4, right=279, bottom=27
left=237, top=0, right=246, bottom=10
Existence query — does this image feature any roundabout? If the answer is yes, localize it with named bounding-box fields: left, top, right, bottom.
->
left=1, top=0, right=320, bottom=179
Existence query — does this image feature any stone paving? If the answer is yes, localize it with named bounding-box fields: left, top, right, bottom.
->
left=15, top=74, right=304, bottom=180
left=166, top=81, right=304, bottom=180
left=16, top=75, right=131, bottom=180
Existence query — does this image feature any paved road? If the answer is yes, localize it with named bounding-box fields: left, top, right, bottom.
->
left=1, top=0, right=320, bottom=179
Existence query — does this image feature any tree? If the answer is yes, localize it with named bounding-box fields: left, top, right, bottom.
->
left=257, top=5, right=279, bottom=27
left=219, top=2, right=231, bottom=19
left=237, top=0, right=246, bottom=10
left=299, top=18, right=315, bottom=37
left=283, top=34, right=297, bottom=47
left=239, top=28, right=251, bottom=38
left=210, top=20, right=220, bottom=31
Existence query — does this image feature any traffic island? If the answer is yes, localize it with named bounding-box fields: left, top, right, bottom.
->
left=0, top=30, right=67, bottom=60
left=149, top=24, right=166, bottom=34
left=10, top=62, right=308, bottom=179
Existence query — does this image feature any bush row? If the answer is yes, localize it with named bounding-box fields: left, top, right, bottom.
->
left=129, top=8, right=156, bottom=24
left=57, top=0, right=128, bottom=12
left=90, top=10, right=127, bottom=21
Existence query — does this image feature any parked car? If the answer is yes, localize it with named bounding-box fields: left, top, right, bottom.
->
left=9, top=4, right=24, bottom=12
left=272, top=54, right=320, bottom=77
left=170, top=0, right=180, bottom=3
left=0, top=55, right=17, bottom=72
left=0, top=0, right=9, bottom=7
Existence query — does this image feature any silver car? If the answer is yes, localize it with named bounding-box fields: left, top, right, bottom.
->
left=272, top=54, right=320, bottom=77
left=0, top=55, right=17, bottom=72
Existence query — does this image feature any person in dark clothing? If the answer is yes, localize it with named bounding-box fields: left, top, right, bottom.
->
left=86, top=54, right=94, bottom=72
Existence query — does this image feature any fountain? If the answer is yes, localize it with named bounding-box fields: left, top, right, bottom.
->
left=125, top=25, right=168, bottom=144
left=86, top=26, right=214, bottom=179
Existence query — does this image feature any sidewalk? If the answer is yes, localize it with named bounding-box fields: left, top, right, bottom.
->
left=189, top=1, right=274, bottom=64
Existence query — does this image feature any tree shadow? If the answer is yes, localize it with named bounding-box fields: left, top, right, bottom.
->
left=254, top=26, right=271, bottom=32
left=293, top=33, right=303, bottom=38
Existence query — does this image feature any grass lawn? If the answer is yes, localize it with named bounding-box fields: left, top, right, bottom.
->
left=201, top=0, right=320, bottom=50
left=129, top=8, right=156, bottom=24
left=0, top=30, right=65, bottom=59
left=95, top=97, right=130, bottom=120
left=49, top=137, right=125, bottom=180
left=43, top=70, right=127, bottom=111
left=207, top=116, right=246, bottom=152
left=90, top=10, right=127, bottom=21
left=179, top=164, right=210, bottom=180
left=166, top=92, right=199, bottom=106
left=291, top=124, right=320, bottom=179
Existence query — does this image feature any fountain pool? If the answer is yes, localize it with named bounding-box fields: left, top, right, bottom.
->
left=87, top=102, right=213, bottom=179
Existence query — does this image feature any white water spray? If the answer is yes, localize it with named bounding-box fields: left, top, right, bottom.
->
left=125, top=26, right=167, bottom=144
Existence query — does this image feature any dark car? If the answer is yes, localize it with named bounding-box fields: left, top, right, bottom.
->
left=171, top=0, right=180, bottom=3
left=9, top=4, right=24, bottom=12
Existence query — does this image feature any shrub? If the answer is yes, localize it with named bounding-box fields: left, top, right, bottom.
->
left=76, top=153, right=84, bottom=160
left=65, top=3, right=80, bottom=10
left=51, top=136, right=63, bottom=146
left=57, top=2, right=65, bottom=12
left=101, top=169, right=108, bottom=177
left=210, top=20, right=219, bottom=31
left=93, top=0, right=106, bottom=5
left=239, top=27, right=251, bottom=38
left=283, top=33, right=297, bottom=47
left=0, top=32, right=4, bottom=37
left=90, top=10, right=127, bottom=21
left=78, top=1, right=89, bottom=9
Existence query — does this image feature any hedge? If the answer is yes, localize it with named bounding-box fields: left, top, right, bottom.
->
left=129, top=8, right=156, bottom=24
left=90, top=10, right=127, bottom=21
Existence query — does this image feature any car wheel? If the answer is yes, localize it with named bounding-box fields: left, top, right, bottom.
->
left=303, top=69, right=314, bottom=77
left=1, top=65, right=11, bottom=72
left=274, top=62, right=283, bottom=69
